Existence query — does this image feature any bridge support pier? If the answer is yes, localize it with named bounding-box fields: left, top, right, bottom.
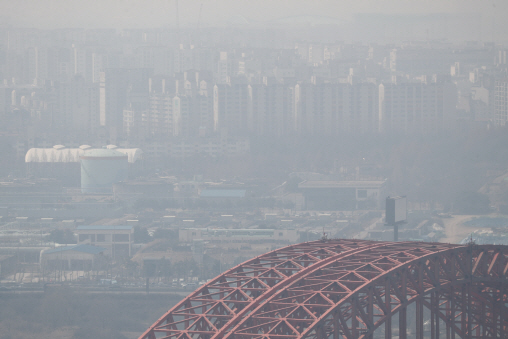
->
left=399, top=306, right=407, bottom=339
left=416, top=299, right=423, bottom=339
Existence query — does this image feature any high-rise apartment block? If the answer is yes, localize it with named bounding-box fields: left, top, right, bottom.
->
left=249, top=82, right=293, bottom=137
left=213, top=83, right=250, bottom=136
left=2, top=26, right=505, bottom=162
left=494, top=79, right=508, bottom=126
left=294, top=81, right=379, bottom=135
left=379, top=80, right=457, bottom=133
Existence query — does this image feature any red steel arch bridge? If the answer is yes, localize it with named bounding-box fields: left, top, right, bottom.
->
left=140, top=239, right=508, bottom=339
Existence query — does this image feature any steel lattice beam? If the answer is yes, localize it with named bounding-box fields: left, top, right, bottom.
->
left=139, top=240, right=508, bottom=339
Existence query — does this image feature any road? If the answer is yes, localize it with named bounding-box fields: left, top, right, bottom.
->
left=0, top=285, right=193, bottom=296
left=440, top=215, right=477, bottom=244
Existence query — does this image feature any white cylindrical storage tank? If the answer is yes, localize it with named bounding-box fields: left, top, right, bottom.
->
left=80, top=149, right=128, bottom=194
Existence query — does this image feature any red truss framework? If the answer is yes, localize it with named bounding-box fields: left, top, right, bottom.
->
left=139, top=239, right=508, bottom=339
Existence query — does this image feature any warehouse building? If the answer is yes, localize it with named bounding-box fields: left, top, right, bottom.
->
left=298, top=180, right=386, bottom=210
left=75, top=225, right=134, bottom=258
left=40, top=244, right=106, bottom=270
left=25, top=144, right=143, bottom=189
left=179, top=228, right=298, bottom=244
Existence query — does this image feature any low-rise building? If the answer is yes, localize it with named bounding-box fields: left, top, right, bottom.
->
left=75, top=225, right=134, bottom=258
left=298, top=180, right=386, bottom=210
left=179, top=228, right=298, bottom=244
left=41, top=244, right=106, bottom=270
left=0, top=255, right=16, bottom=278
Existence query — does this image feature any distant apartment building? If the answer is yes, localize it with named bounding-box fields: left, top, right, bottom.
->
left=99, top=68, right=151, bottom=135
left=126, top=77, right=213, bottom=138
left=293, top=81, right=379, bottom=135
left=249, top=82, right=293, bottom=137
left=145, top=92, right=173, bottom=136
left=497, top=50, right=507, bottom=67
left=8, top=77, right=99, bottom=137
left=390, top=47, right=451, bottom=74
left=195, top=82, right=214, bottom=136
left=5, top=27, right=503, bottom=147
left=22, top=46, right=74, bottom=85
left=494, top=79, right=508, bottom=126
left=65, top=76, right=100, bottom=135
left=213, top=83, right=250, bottom=136
left=379, top=80, right=457, bottom=134
left=123, top=103, right=147, bottom=136
left=217, top=51, right=232, bottom=84
left=91, top=52, right=108, bottom=83
left=390, top=46, right=495, bottom=75
left=173, top=93, right=213, bottom=138
left=470, top=86, right=492, bottom=123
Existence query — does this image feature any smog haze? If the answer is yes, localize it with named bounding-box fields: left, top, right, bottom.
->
left=1, top=0, right=508, bottom=338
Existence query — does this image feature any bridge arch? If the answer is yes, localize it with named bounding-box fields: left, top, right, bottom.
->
left=139, top=240, right=508, bottom=339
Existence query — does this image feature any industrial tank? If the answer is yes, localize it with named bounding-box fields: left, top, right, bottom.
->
left=80, top=148, right=128, bottom=194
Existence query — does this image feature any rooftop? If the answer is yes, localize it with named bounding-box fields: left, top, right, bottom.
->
left=76, top=225, right=133, bottom=231
left=25, top=146, right=142, bottom=163
left=0, top=255, right=14, bottom=261
left=44, top=244, right=106, bottom=255
left=200, top=189, right=246, bottom=198
left=80, top=148, right=128, bottom=159
left=298, top=180, right=386, bottom=189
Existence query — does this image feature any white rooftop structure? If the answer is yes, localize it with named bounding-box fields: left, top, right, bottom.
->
left=25, top=145, right=143, bottom=164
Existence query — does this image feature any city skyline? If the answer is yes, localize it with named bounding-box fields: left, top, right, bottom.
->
left=1, top=3, right=508, bottom=338
left=2, top=0, right=508, bottom=42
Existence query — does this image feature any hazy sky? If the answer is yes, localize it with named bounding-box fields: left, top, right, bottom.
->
left=1, top=0, right=507, bottom=29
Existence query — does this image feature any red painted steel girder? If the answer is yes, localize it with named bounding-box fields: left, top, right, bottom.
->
left=139, top=240, right=508, bottom=339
